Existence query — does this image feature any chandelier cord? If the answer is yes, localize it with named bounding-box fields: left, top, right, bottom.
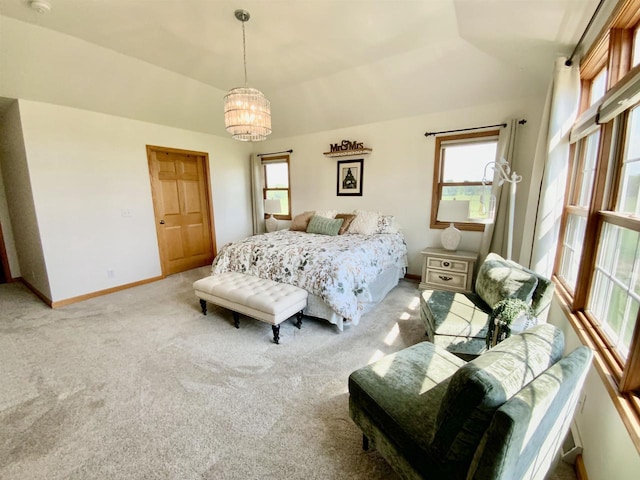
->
left=242, top=19, right=248, bottom=86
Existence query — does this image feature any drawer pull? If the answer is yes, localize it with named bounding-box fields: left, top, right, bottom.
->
left=442, top=261, right=451, bottom=267
left=438, top=275, right=453, bottom=282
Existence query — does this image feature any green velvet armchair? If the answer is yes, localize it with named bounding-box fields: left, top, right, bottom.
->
left=421, top=253, right=555, bottom=358
left=348, top=324, right=593, bottom=480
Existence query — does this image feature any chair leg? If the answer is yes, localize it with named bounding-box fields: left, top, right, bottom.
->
left=362, top=434, right=369, bottom=451
left=272, top=324, right=280, bottom=344
left=199, top=299, right=207, bottom=315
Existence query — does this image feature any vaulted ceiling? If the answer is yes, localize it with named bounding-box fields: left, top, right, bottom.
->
left=0, top=0, right=604, bottom=138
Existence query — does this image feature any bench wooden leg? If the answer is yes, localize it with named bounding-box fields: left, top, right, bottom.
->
left=272, top=324, right=280, bottom=344
left=232, top=311, right=240, bottom=328
left=295, top=310, right=303, bottom=329
left=199, top=299, right=207, bottom=315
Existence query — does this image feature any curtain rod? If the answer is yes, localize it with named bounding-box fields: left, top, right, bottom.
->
left=565, top=0, right=606, bottom=67
left=257, top=149, right=293, bottom=157
left=424, top=119, right=526, bottom=137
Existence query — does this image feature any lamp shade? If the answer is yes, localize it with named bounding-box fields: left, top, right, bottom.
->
left=436, top=200, right=470, bottom=223
left=264, top=199, right=281, bottom=215
left=224, top=87, right=272, bottom=142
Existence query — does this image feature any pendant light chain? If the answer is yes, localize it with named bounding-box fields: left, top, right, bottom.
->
left=242, top=19, right=248, bottom=87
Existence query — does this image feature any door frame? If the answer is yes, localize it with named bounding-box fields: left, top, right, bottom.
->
left=146, top=145, right=217, bottom=277
left=0, top=221, right=12, bottom=283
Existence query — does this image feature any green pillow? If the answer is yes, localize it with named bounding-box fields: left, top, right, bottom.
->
left=306, top=215, right=344, bottom=236
left=475, top=253, right=538, bottom=308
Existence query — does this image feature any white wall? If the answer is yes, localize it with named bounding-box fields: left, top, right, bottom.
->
left=0, top=101, right=47, bottom=293
left=260, top=97, right=545, bottom=276
left=0, top=104, right=21, bottom=278
left=13, top=99, right=252, bottom=302
left=547, top=298, right=640, bottom=480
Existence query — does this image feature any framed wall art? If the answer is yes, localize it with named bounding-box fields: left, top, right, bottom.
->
left=337, top=159, right=363, bottom=196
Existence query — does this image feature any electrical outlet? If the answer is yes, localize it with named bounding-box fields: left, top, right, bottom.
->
left=577, top=392, right=587, bottom=415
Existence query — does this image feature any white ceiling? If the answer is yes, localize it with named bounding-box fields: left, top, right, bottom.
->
left=0, top=0, right=603, bottom=138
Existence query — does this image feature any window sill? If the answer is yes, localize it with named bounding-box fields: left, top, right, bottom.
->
left=430, top=221, right=486, bottom=232
left=554, top=278, right=640, bottom=453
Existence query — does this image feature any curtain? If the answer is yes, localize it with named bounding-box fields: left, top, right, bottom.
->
left=525, top=57, right=580, bottom=277
left=479, top=118, right=519, bottom=262
left=250, top=154, right=265, bottom=235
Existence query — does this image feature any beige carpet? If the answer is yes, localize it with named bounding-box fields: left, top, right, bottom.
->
left=0, top=267, right=576, bottom=479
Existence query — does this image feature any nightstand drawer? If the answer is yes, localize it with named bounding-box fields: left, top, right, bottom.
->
left=425, top=269, right=468, bottom=290
left=426, top=257, right=469, bottom=273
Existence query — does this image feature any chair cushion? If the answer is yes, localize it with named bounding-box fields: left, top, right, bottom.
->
left=421, top=290, right=491, bottom=356
left=475, top=253, right=539, bottom=309
left=431, top=324, right=564, bottom=473
left=348, top=341, right=467, bottom=478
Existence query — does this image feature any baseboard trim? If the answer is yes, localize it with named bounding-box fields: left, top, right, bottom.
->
left=51, top=276, right=164, bottom=308
left=575, top=454, right=588, bottom=480
left=18, top=277, right=53, bottom=307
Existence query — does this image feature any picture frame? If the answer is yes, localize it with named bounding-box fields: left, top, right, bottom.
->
left=337, top=159, right=363, bottom=196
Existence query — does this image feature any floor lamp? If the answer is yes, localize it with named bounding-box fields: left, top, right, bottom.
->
left=484, top=160, right=522, bottom=261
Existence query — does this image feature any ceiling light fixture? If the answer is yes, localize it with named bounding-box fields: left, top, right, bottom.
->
left=29, top=0, right=52, bottom=14
left=224, top=9, right=271, bottom=142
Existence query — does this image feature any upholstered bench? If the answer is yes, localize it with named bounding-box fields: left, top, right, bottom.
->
left=193, top=272, right=308, bottom=344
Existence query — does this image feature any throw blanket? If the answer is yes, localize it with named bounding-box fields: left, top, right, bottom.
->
left=211, top=230, right=408, bottom=323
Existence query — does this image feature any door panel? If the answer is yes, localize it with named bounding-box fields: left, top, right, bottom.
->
left=148, top=146, right=215, bottom=276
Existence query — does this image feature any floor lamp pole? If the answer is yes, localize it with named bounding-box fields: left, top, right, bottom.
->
left=487, top=160, right=522, bottom=262
left=507, top=174, right=517, bottom=261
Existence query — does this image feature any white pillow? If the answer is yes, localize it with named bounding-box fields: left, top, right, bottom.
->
left=315, top=210, right=337, bottom=219
left=348, top=210, right=380, bottom=235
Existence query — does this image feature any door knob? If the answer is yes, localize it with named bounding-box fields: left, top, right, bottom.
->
left=160, top=220, right=165, bottom=224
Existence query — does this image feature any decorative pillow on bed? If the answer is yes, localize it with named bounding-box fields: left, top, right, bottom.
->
left=335, top=213, right=356, bottom=235
left=315, top=210, right=337, bottom=219
left=376, top=214, right=398, bottom=234
left=475, top=253, right=539, bottom=309
left=306, top=215, right=344, bottom=236
left=348, top=210, right=380, bottom=235
left=290, top=211, right=315, bottom=231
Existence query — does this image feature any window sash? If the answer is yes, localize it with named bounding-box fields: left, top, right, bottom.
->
left=261, top=155, right=292, bottom=220
left=431, top=130, right=498, bottom=231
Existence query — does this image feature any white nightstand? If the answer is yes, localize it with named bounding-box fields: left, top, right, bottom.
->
left=419, top=247, right=478, bottom=293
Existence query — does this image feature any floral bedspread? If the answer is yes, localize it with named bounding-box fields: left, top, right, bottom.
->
left=211, top=230, right=408, bottom=322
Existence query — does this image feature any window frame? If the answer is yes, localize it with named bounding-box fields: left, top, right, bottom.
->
left=261, top=154, right=292, bottom=221
left=554, top=0, right=640, bottom=451
left=430, top=130, right=499, bottom=232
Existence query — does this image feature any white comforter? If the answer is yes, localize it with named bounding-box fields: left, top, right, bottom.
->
left=211, top=230, right=408, bottom=323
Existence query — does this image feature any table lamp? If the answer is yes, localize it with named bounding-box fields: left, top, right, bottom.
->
left=436, top=200, right=471, bottom=250
left=264, top=199, right=281, bottom=233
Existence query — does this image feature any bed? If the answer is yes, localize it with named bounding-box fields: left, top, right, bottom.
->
left=210, top=228, right=408, bottom=330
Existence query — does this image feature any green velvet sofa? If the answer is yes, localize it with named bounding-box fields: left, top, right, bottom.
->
left=420, top=253, right=555, bottom=358
left=348, top=324, right=593, bottom=480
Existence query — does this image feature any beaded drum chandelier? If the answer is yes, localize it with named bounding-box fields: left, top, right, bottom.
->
left=223, top=9, right=272, bottom=142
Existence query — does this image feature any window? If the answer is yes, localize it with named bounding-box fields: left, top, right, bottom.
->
left=590, top=68, right=608, bottom=105
left=262, top=154, right=291, bottom=220
left=633, top=27, right=640, bottom=67
left=558, top=130, right=601, bottom=292
left=431, top=130, right=498, bottom=231
left=555, top=0, right=640, bottom=444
